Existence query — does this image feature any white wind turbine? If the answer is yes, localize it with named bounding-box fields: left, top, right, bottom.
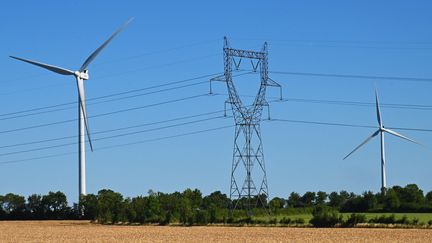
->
left=344, top=89, right=422, bottom=194
left=10, top=18, right=133, bottom=199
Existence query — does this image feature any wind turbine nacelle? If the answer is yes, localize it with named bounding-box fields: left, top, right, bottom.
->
left=75, top=70, right=89, bottom=80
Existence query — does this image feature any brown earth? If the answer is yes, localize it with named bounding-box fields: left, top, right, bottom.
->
left=1, top=220, right=432, bottom=242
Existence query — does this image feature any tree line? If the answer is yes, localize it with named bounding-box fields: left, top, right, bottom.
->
left=1, top=184, right=431, bottom=225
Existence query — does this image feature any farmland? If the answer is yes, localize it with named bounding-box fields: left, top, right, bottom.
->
left=1, top=220, right=432, bottom=242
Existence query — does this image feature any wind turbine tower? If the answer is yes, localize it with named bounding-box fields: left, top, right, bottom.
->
left=210, top=37, right=282, bottom=214
left=10, top=19, right=132, bottom=200
left=344, top=89, right=422, bottom=194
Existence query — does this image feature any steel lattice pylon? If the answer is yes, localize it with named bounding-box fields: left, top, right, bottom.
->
left=210, top=37, right=282, bottom=214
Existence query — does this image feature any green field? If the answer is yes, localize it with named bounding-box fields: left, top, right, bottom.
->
left=254, top=212, right=432, bottom=224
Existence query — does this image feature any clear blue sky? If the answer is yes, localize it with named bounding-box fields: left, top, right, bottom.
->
left=1, top=1, right=431, bottom=203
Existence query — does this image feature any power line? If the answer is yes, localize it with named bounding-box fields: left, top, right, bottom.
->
left=0, top=116, right=227, bottom=157
left=1, top=115, right=431, bottom=165
left=0, top=72, right=222, bottom=118
left=211, top=91, right=432, bottom=111
left=267, top=118, right=432, bottom=132
left=0, top=81, right=208, bottom=121
left=270, top=71, right=432, bottom=83
left=0, top=110, right=225, bottom=149
left=0, top=94, right=209, bottom=134
left=0, top=71, right=255, bottom=121
left=2, top=53, right=221, bottom=97
left=0, top=125, right=234, bottom=165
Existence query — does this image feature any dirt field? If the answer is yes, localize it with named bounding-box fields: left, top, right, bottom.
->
left=1, top=221, right=432, bottom=242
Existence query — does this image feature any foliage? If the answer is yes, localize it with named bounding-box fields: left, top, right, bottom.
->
left=309, top=206, right=343, bottom=227
left=342, top=213, right=366, bottom=227
left=2, top=183, right=432, bottom=227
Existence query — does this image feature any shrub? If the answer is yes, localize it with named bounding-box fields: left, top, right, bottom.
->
left=279, top=217, right=291, bottom=225
left=268, top=218, right=277, bottom=225
left=427, top=220, right=432, bottom=226
left=395, top=215, right=410, bottom=225
left=368, top=214, right=396, bottom=224
left=194, top=210, right=209, bottom=225
left=342, top=213, right=366, bottom=227
left=310, top=206, right=343, bottom=227
left=293, top=218, right=305, bottom=224
left=159, top=211, right=171, bottom=225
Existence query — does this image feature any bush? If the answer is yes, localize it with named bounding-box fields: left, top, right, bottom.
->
left=279, top=217, right=291, bottom=225
left=293, top=218, right=305, bottom=224
left=268, top=218, right=277, bottom=225
left=395, top=215, right=410, bottom=225
left=309, top=206, right=343, bottom=227
left=342, top=213, right=366, bottom=227
left=194, top=210, right=209, bottom=225
left=159, top=211, right=171, bottom=225
left=368, top=214, right=396, bottom=224
left=427, top=220, right=432, bottom=226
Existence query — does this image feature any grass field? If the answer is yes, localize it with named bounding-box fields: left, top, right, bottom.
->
left=1, top=220, right=432, bottom=242
left=254, top=212, right=432, bottom=224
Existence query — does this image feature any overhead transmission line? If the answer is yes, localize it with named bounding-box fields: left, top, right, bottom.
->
left=0, top=115, right=227, bottom=158
left=0, top=71, right=254, bottom=121
left=0, top=72, right=223, bottom=118
left=3, top=113, right=432, bottom=166
left=0, top=110, right=226, bottom=149
left=0, top=94, right=209, bottom=135
left=0, top=125, right=234, bottom=165
left=269, top=71, right=432, bottom=83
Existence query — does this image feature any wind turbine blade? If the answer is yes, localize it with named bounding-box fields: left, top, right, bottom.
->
left=79, top=18, right=133, bottom=71
left=343, top=130, right=380, bottom=160
left=375, top=88, right=383, bottom=127
left=10, top=56, right=75, bottom=76
left=383, top=128, right=422, bottom=146
left=76, top=78, right=94, bottom=152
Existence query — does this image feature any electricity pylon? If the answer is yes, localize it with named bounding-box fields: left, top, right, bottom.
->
left=210, top=37, right=282, bottom=215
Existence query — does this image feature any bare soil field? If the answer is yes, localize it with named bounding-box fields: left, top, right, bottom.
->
left=1, top=220, right=432, bottom=243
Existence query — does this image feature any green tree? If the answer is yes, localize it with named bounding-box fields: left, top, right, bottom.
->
left=425, top=191, right=432, bottom=204
left=315, top=191, right=328, bottom=205
left=328, top=191, right=351, bottom=208
left=42, top=191, right=69, bottom=219
left=80, top=194, right=98, bottom=220
left=144, top=192, right=161, bottom=223
left=383, top=189, right=400, bottom=211
left=1, top=193, right=26, bottom=219
left=27, top=194, right=44, bottom=219
left=269, top=197, right=285, bottom=210
left=310, top=205, right=343, bottom=227
left=202, top=191, right=230, bottom=209
left=97, top=189, right=124, bottom=224
left=287, top=192, right=302, bottom=207
left=301, top=192, right=316, bottom=206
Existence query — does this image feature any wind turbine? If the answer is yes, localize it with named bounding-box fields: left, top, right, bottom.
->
left=10, top=18, right=133, bottom=200
left=343, top=89, right=422, bottom=194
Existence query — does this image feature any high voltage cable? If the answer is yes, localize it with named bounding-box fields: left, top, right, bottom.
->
left=212, top=92, right=432, bottom=111
left=270, top=71, right=432, bottom=83
left=0, top=110, right=225, bottom=149
left=0, top=71, right=256, bottom=121
left=0, top=81, right=208, bottom=121
left=0, top=72, right=223, bottom=118
left=1, top=70, right=431, bottom=120
left=1, top=115, right=432, bottom=165
left=0, top=94, right=209, bottom=134
left=2, top=52, right=221, bottom=95
left=0, top=116, right=227, bottom=157
left=267, top=118, right=432, bottom=132
left=0, top=125, right=234, bottom=165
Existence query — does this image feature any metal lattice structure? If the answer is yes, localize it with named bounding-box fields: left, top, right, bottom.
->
left=210, top=37, right=282, bottom=214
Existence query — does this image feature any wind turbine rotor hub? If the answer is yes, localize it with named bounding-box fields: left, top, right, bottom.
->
left=75, top=70, right=89, bottom=80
